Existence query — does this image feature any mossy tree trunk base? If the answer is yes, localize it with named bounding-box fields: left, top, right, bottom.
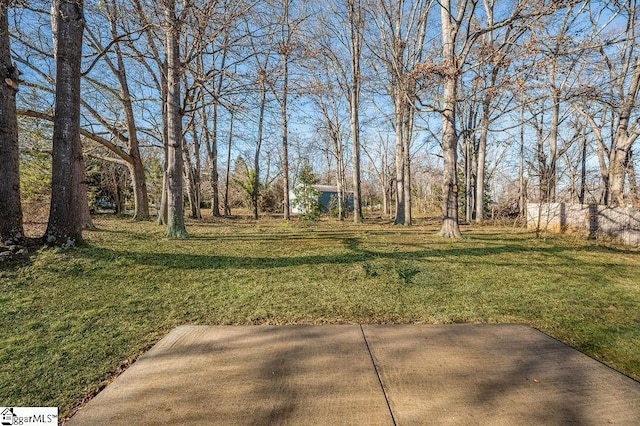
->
left=165, top=225, right=189, bottom=239
left=438, top=218, right=462, bottom=238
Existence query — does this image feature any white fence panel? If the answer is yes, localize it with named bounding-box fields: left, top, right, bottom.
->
left=527, top=203, right=640, bottom=248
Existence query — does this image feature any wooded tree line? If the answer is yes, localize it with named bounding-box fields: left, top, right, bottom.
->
left=1, top=0, right=639, bottom=244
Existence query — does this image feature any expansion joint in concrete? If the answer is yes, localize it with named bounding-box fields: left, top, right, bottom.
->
left=360, top=324, right=397, bottom=426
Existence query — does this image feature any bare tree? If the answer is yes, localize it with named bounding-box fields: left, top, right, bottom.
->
left=223, top=112, right=234, bottom=215
left=162, top=0, right=188, bottom=238
left=0, top=0, right=24, bottom=241
left=473, top=0, right=526, bottom=222
left=124, top=0, right=171, bottom=224
left=368, top=0, right=433, bottom=226
left=436, top=0, right=462, bottom=237
left=183, top=114, right=202, bottom=219
left=87, top=0, right=150, bottom=220
left=182, top=0, right=251, bottom=218
left=198, top=20, right=228, bottom=218
left=363, top=132, right=394, bottom=218
left=13, top=1, right=155, bottom=222
left=306, top=0, right=370, bottom=220
left=412, top=0, right=565, bottom=237
left=269, top=0, right=301, bottom=220
left=250, top=62, right=269, bottom=220
left=347, top=0, right=364, bottom=222
left=573, top=101, right=611, bottom=204
left=528, top=4, right=586, bottom=204
left=308, top=0, right=366, bottom=222
left=598, top=1, right=640, bottom=207
left=45, top=0, right=86, bottom=245
left=305, top=63, right=349, bottom=220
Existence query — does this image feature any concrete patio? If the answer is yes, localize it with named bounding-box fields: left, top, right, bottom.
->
left=66, top=324, right=640, bottom=425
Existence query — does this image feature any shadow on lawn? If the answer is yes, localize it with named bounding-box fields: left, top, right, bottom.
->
left=73, top=236, right=608, bottom=272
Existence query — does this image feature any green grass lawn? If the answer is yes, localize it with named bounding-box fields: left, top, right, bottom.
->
left=1, top=216, right=639, bottom=419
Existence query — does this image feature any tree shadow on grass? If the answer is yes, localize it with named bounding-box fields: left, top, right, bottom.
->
left=71, top=236, right=612, bottom=273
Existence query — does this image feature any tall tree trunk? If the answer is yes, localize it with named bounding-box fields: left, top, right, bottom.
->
left=476, top=102, right=489, bottom=222
left=184, top=131, right=201, bottom=219
left=608, top=58, right=640, bottom=208
left=609, top=131, right=632, bottom=207
left=403, top=106, right=413, bottom=225
left=253, top=82, right=266, bottom=220
left=339, top=147, right=346, bottom=220
left=192, top=123, right=202, bottom=219
left=157, top=61, right=169, bottom=225
left=129, top=151, right=149, bottom=220
left=579, top=134, right=587, bottom=204
left=476, top=1, right=494, bottom=222
left=465, top=134, right=474, bottom=223
left=163, top=1, right=187, bottom=238
left=337, top=160, right=346, bottom=220
left=130, top=0, right=166, bottom=223
left=382, top=148, right=390, bottom=218
left=0, top=1, right=24, bottom=241
left=438, top=1, right=461, bottom=238
left=208, top=101, right=221, bottom=216
left=604, top=12, right=640, bottom=207
left=548, top=86, right=560, bottom=202
left=329, top=123, right=346, bottom=220
left=625, top=150, right=638, bottom=202
left=392, top=0, right=405, bottom=226
left=439, top=77, right=461, bottom=238
left=107, top=0, right=149, bottom=220
left=348, top=0, right=363, bottom=223
left=224, top=114, right=233, bottom=216
left=280, top=1, right=291, bottom=220
left=203, top=37, right=226, bottom=218
left=158, top=168, right=168, bottom=224
left=281, top=62, right=290, bottom=220
left=118, top=94, right=148, bottom=221
left=518, top=102, right=526, bottom=217
left=393, top=97, right=405, bottom=225
left=349, top=73, right=363, bottom=223
left=45, top=0, right=86, bottom=245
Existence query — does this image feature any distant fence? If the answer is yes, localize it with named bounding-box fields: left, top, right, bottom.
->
left=527, top=203, right=640, bottom=247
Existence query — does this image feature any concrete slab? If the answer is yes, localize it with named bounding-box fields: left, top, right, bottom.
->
left=363, top=324, right=640, bottom=425
left=67, top=325, right=393, bottom=425
left=67, top=325, right=640, bottom=425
